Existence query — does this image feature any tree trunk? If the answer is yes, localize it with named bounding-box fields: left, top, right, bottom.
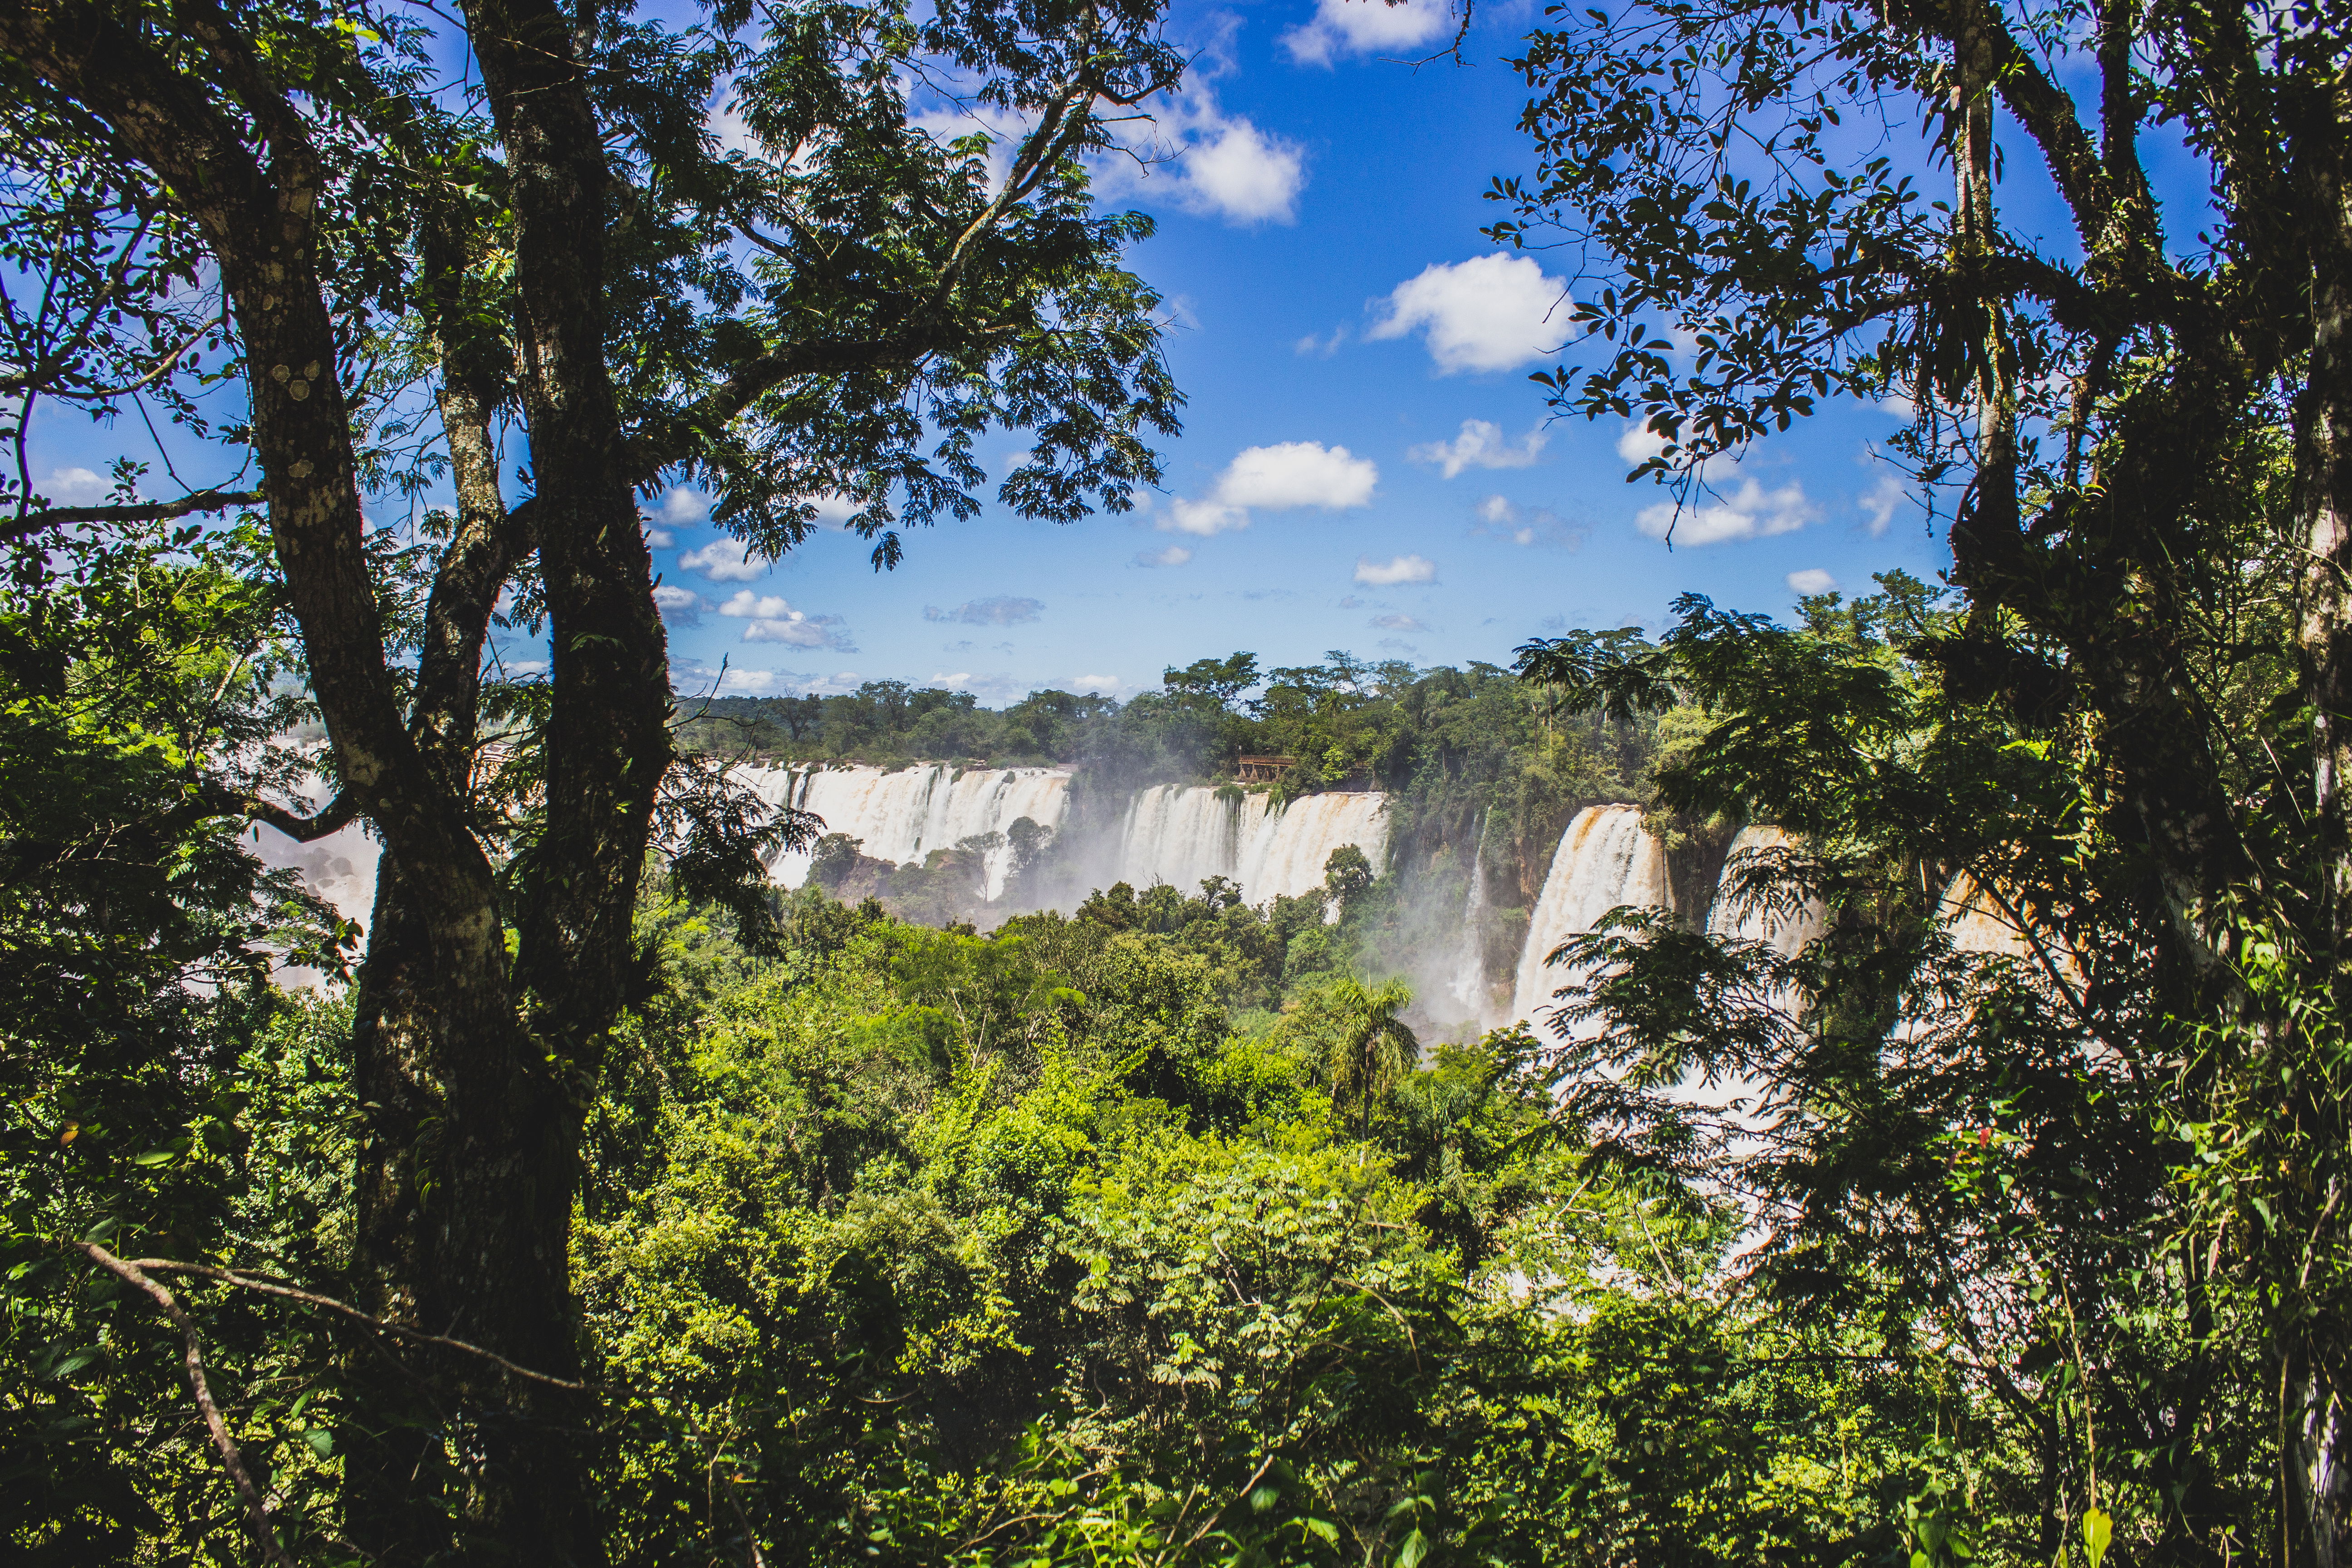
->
left=2293, top=86, right=2352, bottom=1568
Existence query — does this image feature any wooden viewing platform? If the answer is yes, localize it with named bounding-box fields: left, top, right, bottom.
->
left=1235, top=755, right=1295, bottom=783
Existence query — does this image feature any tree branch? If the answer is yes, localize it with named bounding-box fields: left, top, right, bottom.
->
left=1893, top=0, right=2113, bottom=254
left=3, top=486, right=263, bottom=543
left=216, top=783, right=364, bottom=843
left=70, top=1242, right=296, bottom=1568
left=120, top=1257, right=592, bottom=1392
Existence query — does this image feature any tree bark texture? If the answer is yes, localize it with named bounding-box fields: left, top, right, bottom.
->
left=1, top=2, right=657, bottom=1559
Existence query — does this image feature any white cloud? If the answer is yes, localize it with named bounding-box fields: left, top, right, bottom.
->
left=718, top=591, right=793, bottom=619
left=707, top=666, right=780, bottom=694
left=705, top=91, right=762, bottom=157
left=1369, top=255, right=1569, bottom=374
left=654, top=486, right=709, bottom=525
left=1787, top=569, right=1838, bottom=595
left=933, top=66, right=1305, bottom=227
left=1636, top=475, right=1818, bottom=546
left=1173, top=117, right=1307, bottom=223
left=1165, top=498, right=1249, bottom=536
left=745, top=620, right=845, bottom=647
left=1072, top=673, right=1122, bottom=694
left=1617, top=423, right=1672, bottom=467
left=42, top=466, right=107, bottom=505
left=806, top=493, right=858, bottom=526
left=643, top=527, right=675, bottom=549
left=1160, top=441, right=1378, bottom=536
left=1860, top=472, right=1907, bottom=536
left=1216, top=441, right=1378, bottom=509
left=1136, top=544, right=1193, bottom=567
left=1285, top=0, right=1453, bottom=64
left=1476, top=494, right=1516, bottom=525
left=1371, top=612, right=1428, bottom=632
left=1409, top=418, right=1548, bottom=478
left=1294, top=327, right=1346, bottom=358
left=678, top=538, right=768, bottom=582
left=652, top=583, right=703, bottom=623
left=716, top=589, right=853, bottom=649
left=1355, top=553, right=1437, bottom=586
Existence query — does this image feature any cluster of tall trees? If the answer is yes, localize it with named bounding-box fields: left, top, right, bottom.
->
left=1492, top=0, right=2352, bottom=1555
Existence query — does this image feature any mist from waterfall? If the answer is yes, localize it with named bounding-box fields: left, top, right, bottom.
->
left=1442, top=812, right=1490, bottom=1019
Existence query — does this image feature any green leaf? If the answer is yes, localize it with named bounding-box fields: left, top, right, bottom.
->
left=2082, top=1507, right=2112, bottom=1567
left=1396, top=1528, right=1429, bottom=1568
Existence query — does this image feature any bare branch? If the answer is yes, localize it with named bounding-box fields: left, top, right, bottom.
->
left=3, top=486, right=263, bottom=543
left=122, top=1257, right=593, bottom=1392
left=70, top=1242, right=297, bottom=1568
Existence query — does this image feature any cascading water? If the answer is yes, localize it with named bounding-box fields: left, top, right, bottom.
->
left=1113, top=785, right=1390, bottom=906
left=1507, top=805, right=1671, bottom=1031
left=1706, top=825, right=1827, bottom=956
left=238, top=761, right=1392, bottom=965
left=748, top=763, right=1072, bottom=900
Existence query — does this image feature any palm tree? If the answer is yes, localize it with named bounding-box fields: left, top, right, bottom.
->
left=1295, top=975, right=1420, bottom=1137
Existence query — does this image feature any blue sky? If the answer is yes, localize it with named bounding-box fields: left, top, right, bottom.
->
left=24, top=0, right=1962, bottom=706
left=664, top=0, right=1952, bottom=702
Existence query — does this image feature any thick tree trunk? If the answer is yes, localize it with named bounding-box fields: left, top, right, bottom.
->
left=2294, top=172, right=2352, bottom=1568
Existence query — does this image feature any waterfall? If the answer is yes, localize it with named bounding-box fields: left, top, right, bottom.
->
left=1507, top=805, right=1670, bottom=1031
left=751, top=763, right=1073, bottom=900
left=1443, top=812, right=1490, bottom=1022
left=228, top=761, right=1393, bottom=965
left=1114, top=786, right=1390, bottom=906
left=246, top=771, right=380, bottom=988
left=1706, top=825, right=1826, bottom=956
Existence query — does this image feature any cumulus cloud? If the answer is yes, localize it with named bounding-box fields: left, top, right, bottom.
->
left=1221, top=441, right=1377, bottom=509
left=928, top=53, right=1305, bottom=227
left=1410, top=418, right=1548, bottom=478
left=678, top=538, right=769, bottom=583
left=1369, top=256, right=1570, bottom=374
left=653, top=486, right=709, bottom=525
left=1135, top=545, right=1193, bottom=568
left=1370, top=612, right=1428, bottom=632
left=1617, top=422, right=1672, bottom=467
left=1285, top=0, right=1453, bottom=64
left=677, top=663, right=781, bottom=696
left=1635, top=474, right=1818, bottom=546
left=1294, top=327, right=1346, bottom=358
left=643, top=527, right=675, bottom=549
left=717, top=589, right=855, bottom=650
left=1859, top=472, right=1908, bottom=536
left=1072, top=673, right=1122, bottom=694
left=1355, top=553, right=1437, bottom=586
left=1169, top=115, right=1307, bottom=223
left=652, top=583, right=703, bottom=624
left=1787, top=569, right=1838, bottom=595
left=924, top=595, right=1044, bottom=626
left=41, top=466, right=108, bottom=505
left=1160, top=441, right=1378, bottom=536
left=1165, top=498, right=1249, bottom=537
